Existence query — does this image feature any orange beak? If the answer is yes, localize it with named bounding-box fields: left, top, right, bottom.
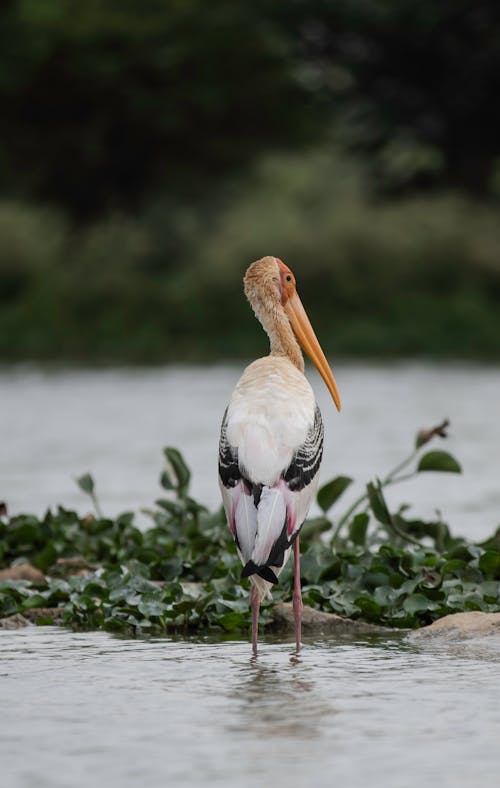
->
left=284, top=291, right=341, bottom=411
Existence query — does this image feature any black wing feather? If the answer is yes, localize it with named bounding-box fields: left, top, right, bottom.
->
left=283, top=405, right=324, bottom=491
left=218, top=407, right=240, bottom=488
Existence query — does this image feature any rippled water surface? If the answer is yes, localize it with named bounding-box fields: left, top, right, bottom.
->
left=2, top=627, right=500, bottom=788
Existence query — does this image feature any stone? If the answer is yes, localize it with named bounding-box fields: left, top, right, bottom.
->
left=410, top=611, right=500, bottom=639
left=0, top=613, right=30, bottom=629
left=0, top=564, right=46, bottom=584
left=270, top=602, right=386, bottom=634
left=22, top=607, right=64, bottom=622
left=51, top=557, right=93, bottom=576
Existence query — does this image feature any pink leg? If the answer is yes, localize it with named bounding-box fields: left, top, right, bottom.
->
left=293, top=537, right=303, bottom=652
left=250, top=584, right=260, bottom=655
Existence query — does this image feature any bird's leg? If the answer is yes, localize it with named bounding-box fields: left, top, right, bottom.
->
left=293, top=536, right=303, bottom=652
left=250, top=583, right=260, bottom=655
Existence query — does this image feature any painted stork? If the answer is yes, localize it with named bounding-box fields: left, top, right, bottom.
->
left=218, top=256, right=341, bottom=653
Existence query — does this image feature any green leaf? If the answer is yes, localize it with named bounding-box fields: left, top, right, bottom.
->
left=163, top=447, right=191, bottom=496
left=35, top=615, right=55, bottom=626
left=348, top=513, right=369, bottom=546
left=155, top=498, right=183, bottom=516
left=300, top=517, right=331, bottom=542
left=217, top=612, right=246, bottom=631
left=417, top=451, right=462, bottom=474
left=479, top=581, right=500, bottom=600
left=478, top=551, right=500, bottom=580
left=22, top=594, right=48, bottom=610
left=440, top=558, right=467, bottom=576
left=76, top=473, right=95, bottom=495
left=137, top=595, right=165, bottom=618
left=159, top=471, right=175, bottom=491
left=403, top=593, right=434, bottom=614
left=373, top=585, right=398, bottom=607
left=366, top=481, right=391, bottom=525
left=0, top=593, right=18, bottom=616
left=317, top=476, right=353, bottom=513
left=354, top=596, right=381, bottom=619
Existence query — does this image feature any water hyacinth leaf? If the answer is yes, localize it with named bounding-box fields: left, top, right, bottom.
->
left=300, top=517, right=331, bottom=542
left=217, top=612, right=247, bottom=631
left=155, top=498, right=183, bottom=516
left=22, top=594, right=48, bottom=610
left=172, top=599, right=197, bottom=615
left=364, top=571, right=391, bottom=590
left=478, top=527, right=500, bottom=552
left=159, top=471, right=175, bottom=491
left=403, top=593, right=435, bottom=614
left=163, top=448, right=190, bottom=496
left=417, top=451, right=462, bottom=474
left=374, top=585, right=398, bottom=607
left=10, top=520, right=40, bottom=545
left=478, top=551, right=500, bottom=580
left=138, top=595, right=166, bottom=618
left=318, top=558, right=341, bottom=582
left=348, top=513, right=369, bottom=546
left=35, top=615, right=54, bottom=626
left=4, top=435, right=500, bottom=634
left=366, top=482, right=391, bottom=525
left=317, top=476, right=353, bottom=513
left=354, top=596, right=381, bottom=619
left=440, top=559, right=468, bottom=576
left=300, top=544, right=330, bottom=584
left=76, top=473, right=95, bottom=495
left=0, top=593, right=18, bottom=616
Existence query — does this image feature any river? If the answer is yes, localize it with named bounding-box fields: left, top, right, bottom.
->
left=2, top=627, right=500, bottom=788
left=2, top=362, right=500, bottom=788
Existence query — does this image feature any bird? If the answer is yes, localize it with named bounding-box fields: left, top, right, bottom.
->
left=218, top=256, right=341, bottom=654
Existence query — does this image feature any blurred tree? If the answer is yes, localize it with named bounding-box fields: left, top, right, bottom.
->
left=274, top=0, right=500, bottom=195
left=0, top=0, right=316, bottom=219
left=1, top=0, right=500, bottom=220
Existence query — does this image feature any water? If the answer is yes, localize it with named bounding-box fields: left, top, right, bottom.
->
left=2, top=362, right=500, bottom=538
left=2, top=627, right=500, bottom=788
left=2, top=362, right=500, bottom=787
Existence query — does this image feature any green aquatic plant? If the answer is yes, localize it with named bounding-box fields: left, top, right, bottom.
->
left=1, top=425, right=499, bottom=633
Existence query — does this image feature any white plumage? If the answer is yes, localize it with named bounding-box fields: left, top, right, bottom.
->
left=218, top=256, right=341, bottom=653
left=219, top=357, right=323, bottom=597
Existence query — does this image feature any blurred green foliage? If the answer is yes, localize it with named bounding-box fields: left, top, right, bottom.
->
left=0, top=0, right=315, bottom=218
left=1, top=150, right=500, bottom=360
left=1, top=1, right=500, bottom=360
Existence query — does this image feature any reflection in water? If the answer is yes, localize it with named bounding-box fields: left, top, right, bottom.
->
left=232, top=655, right=334, bottom=740
left=2, top=628, right=500, bottom=788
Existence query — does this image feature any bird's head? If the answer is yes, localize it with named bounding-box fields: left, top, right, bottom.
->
left=244, top=256, right=341, bottom=411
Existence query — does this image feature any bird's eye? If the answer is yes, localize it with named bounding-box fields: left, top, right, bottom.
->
left=286, top=275, right=292, bottom=282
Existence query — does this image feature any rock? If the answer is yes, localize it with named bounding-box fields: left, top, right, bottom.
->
left=22, top=607, right=64, bottom=622
left=0, top=613, right=30, bottom=629
left=0, top=564, right=46, bottom=584
left=51, top=557, right=93, bottom=576
left=270, top=602, right=386, bottom=634
left=410, top=611, right=500, bottom=639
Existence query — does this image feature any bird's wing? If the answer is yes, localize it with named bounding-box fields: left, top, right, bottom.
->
left=218, top=404, right=324, bottom=584
left=218, top=408, right=257, bottom=563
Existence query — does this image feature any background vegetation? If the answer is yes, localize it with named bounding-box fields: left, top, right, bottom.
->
left=1, top=1, right=500, bottom=361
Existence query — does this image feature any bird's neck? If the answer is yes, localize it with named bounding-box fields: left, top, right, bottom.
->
left=266, top=307, right=304, bottom=372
